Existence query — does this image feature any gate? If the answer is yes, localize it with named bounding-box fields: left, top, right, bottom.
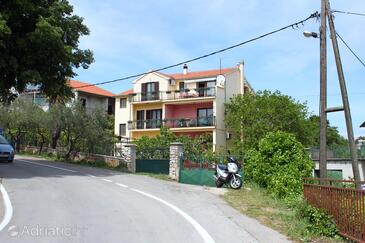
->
left=135, top=147, right=169, bottom=174
left=178, top=154, right=221, bottom=187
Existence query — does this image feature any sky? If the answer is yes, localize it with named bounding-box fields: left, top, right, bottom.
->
left=69, top=0, right=365, bottom=138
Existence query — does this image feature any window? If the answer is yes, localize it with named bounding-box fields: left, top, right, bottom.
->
left=136, top=110, right=144, bottom=129
left=197, top=81, right=215, bottom=96
left=146, top=109, right=162, bottom=128
left=80, top=98, right=86, bottom=107
left=179, top=82, right=187, bottom=91
left=197, top=108, right=213, bottom=126
left=119, top=124, right=126, bottom=136
left=120, top=98, right=127, bottom=108
left=141, top=82, right=159, bottom=101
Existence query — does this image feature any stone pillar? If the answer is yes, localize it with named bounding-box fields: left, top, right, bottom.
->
left=124, top=144, right=136, bottom=173
left=169, top=142, right=184, bottom=181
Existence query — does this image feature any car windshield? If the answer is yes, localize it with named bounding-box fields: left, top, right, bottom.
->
left=0, top=135, right=9, bottom=144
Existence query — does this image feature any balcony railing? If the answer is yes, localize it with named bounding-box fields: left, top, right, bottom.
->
left=130, top=87, right=215, bottom=102
left=128, top=116, right=216, bottom=130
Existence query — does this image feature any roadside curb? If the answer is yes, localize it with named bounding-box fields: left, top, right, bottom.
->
left=0, top=180, right=13, bottom=232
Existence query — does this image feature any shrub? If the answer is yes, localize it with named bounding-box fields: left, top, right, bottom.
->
left=245, top=131, right=314, bottom=200
left=296, top=200, right=338, bottom=237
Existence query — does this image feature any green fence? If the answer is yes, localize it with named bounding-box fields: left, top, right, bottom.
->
left=136, top=159, right=169, bottom=174
left=135, top=147, right=170, bottom=174
left=178, top=154, right=244, bottom=187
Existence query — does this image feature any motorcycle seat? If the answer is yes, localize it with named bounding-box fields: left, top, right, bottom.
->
left=218, top=164, right=227, bottom=171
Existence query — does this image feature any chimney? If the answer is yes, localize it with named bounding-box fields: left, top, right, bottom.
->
left=183, top=64, right=188, bottom=75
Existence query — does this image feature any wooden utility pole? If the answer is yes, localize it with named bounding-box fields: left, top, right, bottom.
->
left=319, top=0, right=327, bottom=179
left=325, top=0, right=361, bottom=185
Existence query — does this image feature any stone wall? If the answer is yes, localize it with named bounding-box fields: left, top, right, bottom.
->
left=169, top=143, right=183, bottom=180
left=20, top=145, right=135, bottom=173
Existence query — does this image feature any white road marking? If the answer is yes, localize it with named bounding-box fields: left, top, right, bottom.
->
left=0, top=184, right=13, bottom=232
left=130, top=188, right=216, bottom=243
left=102, top=179, right=112, bottom=183
left=115, top=183, right=128, bottom=188
left=17, top=159, right=77, bottom=173
left=87, top=174, right=96, bottom=178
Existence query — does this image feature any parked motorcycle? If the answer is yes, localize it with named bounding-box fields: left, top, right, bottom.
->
left=213, top=156, right=243, bottom=189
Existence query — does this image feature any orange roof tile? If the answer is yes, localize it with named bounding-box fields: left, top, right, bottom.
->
left=116, top=88, right=134, bottom=97
left=166, top=67, right=236, bottom=80
left=69, top=80, right=115, bottom=97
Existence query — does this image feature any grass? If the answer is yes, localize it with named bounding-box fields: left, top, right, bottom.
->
left=223, top=182, right=342, bottom=243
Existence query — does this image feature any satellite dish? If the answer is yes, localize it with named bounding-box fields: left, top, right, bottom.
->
left=216, top=74, right=226, bottom=87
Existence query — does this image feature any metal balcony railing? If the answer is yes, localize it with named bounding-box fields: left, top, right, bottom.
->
left=130, top=87, right=215, bottom=102
left=128, top=116, right=216, bottom=130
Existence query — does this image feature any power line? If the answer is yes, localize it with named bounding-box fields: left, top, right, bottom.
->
left=332, top=10, right=365, bottom=17
left=336, top=31, right=365, bottom=68
left=74, top=12, right=319, bottom=89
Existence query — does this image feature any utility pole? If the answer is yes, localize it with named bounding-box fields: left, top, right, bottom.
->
left=325, top=0, right=361, bottom=185
left=319, top=0, right=327, bottom=179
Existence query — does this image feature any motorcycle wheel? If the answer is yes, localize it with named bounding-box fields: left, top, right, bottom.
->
left=229, top=176, right=242, bottom=189
left=215, top=179, right=224, bottom=188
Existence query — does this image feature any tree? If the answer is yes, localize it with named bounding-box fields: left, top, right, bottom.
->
left=0, top=0, right=94, bottom=103
left=225, top=90, right=312, bottom=154
left=245, top=131, right=314, bottom=199
left=307, top=115, right=347, bottom=148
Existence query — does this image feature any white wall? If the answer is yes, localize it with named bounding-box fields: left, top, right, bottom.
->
left=114, top=96, right=131, bottom=137
left=76, top=92, right=108, bottom=112
left=133, top=73, right=169, bottom=93
left=214, top=86, right=227, bottom=152
left=314, top=159, right=365, bottom=180
left=224, top=68, right=242, bottom=99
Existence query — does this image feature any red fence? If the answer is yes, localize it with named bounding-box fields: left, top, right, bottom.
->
left=303, top=178, right=365, bottom=242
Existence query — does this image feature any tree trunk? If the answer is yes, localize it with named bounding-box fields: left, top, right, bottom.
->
left=51, top=127, right=60, bottom=149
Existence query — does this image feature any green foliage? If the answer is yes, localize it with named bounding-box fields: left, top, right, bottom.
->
left=0, top=99, right=114, bottom=157
left=296, top=200, right=338, bottom=237
left=307, top=115, right=348, bottom=148
left=0, top=0, right=94, bottom=102
left=133, top=126, right=213, bottom=158
left=225, top=90, right=346, bottom=154
left=245, top=131, right=314, bottom=200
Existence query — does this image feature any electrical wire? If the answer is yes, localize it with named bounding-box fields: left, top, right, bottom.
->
left=336, top=32, right=365, bottom=68
left=332, top=10, right=365, bottom=17
left=74, top=12, right=319, bottom=89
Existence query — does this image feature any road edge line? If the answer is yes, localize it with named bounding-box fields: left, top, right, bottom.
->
left=17, top=159, right=77, bottom=173
left=0, top=183, right=13, bottom=232
left=130, top=188, right=215, bottom=243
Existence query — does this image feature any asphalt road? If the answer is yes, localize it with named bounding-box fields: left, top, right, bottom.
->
left=0, top=155, right=290, bottom=243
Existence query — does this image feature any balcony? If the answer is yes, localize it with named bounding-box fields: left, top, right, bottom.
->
left=128, top=116, right=216, bottom=130
left=130, top=87, right=215, bottom=102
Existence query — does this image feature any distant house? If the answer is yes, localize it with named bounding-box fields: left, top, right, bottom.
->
left=69, top=80, right=115, bottom=115
left=22, top=80, right=115, bottom=114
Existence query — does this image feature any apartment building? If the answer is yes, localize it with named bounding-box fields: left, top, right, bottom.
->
left=114, top=62, right=252, bottom=151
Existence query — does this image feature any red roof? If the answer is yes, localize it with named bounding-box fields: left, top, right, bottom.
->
left=69, top=80, right=115, bottom=97
left=116, top=88, right=134, bottom=97
left=166, top=67, right=236, bottom=80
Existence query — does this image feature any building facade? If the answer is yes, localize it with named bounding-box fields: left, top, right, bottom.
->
left=114, top=62, right=252, bottom=151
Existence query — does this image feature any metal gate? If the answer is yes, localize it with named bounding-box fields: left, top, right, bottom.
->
left=135, top=147, right=169, bottom=174
left=178, top=154, right=217, bottom=187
